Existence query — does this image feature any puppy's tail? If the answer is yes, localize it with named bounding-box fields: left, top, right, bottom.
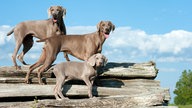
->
left=36, top=38, right=49, bottom=42
left=7, top=28, right=14, bottom=36
left=46, top=64, right=56, bottom=73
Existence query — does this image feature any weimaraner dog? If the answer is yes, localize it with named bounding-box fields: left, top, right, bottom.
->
left=53, top=53, right=107, bottom=100
left=25, top=21, right=115, bottom=84
left=7, top=6, right=67, bottom=69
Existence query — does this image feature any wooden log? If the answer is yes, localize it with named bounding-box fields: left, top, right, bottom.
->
left=0, top=94, right=172, bottom=108
left=0, top=65, right=53, bottom=78
left=0, top=84, right=170, bottom=101
left=0, top=77, right=161, bottom=89
left=34, top=94, right=167, bottom=107
left=100, top=61, right=158, bottom=79
left=0, top=61, right=158, bottom=79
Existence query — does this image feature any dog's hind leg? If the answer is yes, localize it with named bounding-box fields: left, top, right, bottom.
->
left=17, top=35, right=34, bottom=65
left=29, top=47, right=47, bottom=70
left=64, top=52, right=70, bottom=61
left=37, top=53, right=57, bottom=84
left=54, top=80, right=61, bottom=100
left=57, top=76, right=66, bottom=99
left=12, top=38, right=23, bottom=69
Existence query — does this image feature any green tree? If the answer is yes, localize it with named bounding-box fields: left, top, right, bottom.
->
left=174, top=70, right=192, bottom=105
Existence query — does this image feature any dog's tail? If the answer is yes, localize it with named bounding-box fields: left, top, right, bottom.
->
left=46, top=64, right=56, bottom=73
left=36, top=38, right=49, bottom=42
left=7, top=28, right=14, bottom=36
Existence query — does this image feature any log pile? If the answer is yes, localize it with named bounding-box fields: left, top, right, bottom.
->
left=0, top=61, right=176, bottom=108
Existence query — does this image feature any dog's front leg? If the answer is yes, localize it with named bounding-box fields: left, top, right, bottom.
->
left=84, top=78, right=93, bottom=98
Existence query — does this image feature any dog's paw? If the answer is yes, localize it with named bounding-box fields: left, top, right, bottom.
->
left=24, top=78, right=32, bottom=84
left=15, top=65, right=21, bottom=70
left=56, top=98, right=62, bottom=101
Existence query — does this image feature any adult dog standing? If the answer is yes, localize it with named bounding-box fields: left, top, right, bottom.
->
left=25, top=21, right=115, bottom=84
left=7, top=6, right=67, bottom=69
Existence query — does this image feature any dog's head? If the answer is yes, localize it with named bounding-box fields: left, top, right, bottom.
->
left=97, top=21, right=115, bottom=39
left=48, top=6, right=66, bottom=22
left=88, top=53, right=108, bottom=67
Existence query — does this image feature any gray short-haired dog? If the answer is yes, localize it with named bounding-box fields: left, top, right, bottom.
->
left=7, top=6, right=67, bottom=69
left=53, top=53, right=107, bottom=100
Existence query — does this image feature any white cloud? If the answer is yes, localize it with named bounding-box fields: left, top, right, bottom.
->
left=0, top=25, right=13, bottom=45
left=107, top=27, right=192, bottom=55
left=105, top=27, right=192, bottom=63
left=157, top=56, right=192, bottom=63
left=159, top=67, right=178, bottom=73
left=67, top=26, right=96, bottom=34
left=1, top=25, right=192, bottom=64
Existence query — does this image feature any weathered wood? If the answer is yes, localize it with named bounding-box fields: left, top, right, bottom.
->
left=0, top=84, right=170, bottom=101
left=0, top=61, right=158, bottom=79
left=0, top=61, right=172, bottom=107
left=34, top=94, right=166, bottom=108
left=0, top=65, right=53, bottom=78
left=0, top=77, right=160, bottom=88
left=100, top=61, right=158, bottom=79
left=0, top=94, right=174, bottom=108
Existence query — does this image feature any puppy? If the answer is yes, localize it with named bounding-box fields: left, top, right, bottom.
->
left=53, top=53, right=107, bottom=100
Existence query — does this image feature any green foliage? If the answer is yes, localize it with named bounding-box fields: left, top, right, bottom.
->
left=174, top=70, right=192, bottom=105
left=178, top=105, right=192, bottom=108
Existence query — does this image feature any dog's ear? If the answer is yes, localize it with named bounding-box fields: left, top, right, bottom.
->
left=47, top=6, right=52, bottom=18
left=97, top=21, right=103, bottom=31
left=103, top=55, right=108, bottom=66
left=87, top=55, right=96, bottom=66
left=62, top=7, right=66, bottom=18
left=109, top=21, right=115, bottom=32
left=59, top=6, right=66, bottom=18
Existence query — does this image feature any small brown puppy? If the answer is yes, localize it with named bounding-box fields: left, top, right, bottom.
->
left=53, top=53, right=107, bottom=100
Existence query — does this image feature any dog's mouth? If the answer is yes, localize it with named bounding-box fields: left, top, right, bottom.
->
left=103, top=32, right=110, bottom=39
left=52, top=14, right=58, bottom=23
left=52, top=17, right=58, bottom=23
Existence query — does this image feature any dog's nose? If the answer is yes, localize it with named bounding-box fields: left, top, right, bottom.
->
left=98, top=62, right=103, bottom=66
left=53, top=13, right=57, bottom=17
left=105, top=28, right=110, bottom=32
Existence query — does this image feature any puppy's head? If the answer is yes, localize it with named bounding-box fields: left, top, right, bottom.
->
left=88, top=53, right=108, bottom=67
left=97, top=21, right=115, bottom=39
left=48, top=6, right=66, bottom=22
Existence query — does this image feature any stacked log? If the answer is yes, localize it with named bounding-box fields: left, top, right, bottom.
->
left=0, top=61, right=176, bottom=108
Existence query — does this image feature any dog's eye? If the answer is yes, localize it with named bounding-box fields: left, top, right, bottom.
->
left=102, top=24, right=105, bottom=26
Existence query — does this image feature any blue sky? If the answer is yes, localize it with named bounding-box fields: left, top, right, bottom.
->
left=0, top=0, right=192, bottom=103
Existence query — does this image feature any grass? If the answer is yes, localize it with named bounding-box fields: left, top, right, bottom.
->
left=169, top=104, right=192, bottom=108
left=177, top=105, right=192, bottom=108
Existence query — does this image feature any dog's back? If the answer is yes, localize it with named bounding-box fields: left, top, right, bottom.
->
left=53, top=61, right=92, bottom=80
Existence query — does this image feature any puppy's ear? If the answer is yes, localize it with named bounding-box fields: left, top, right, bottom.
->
left=87, top=55, right=96, bottom=66
left=103, top=55, right=108, bottom=66
left=97, top=21, right=103, bottom=31
left=47, top=6, right=52, bottom=18
left=109, top=21, right=115, bottom=32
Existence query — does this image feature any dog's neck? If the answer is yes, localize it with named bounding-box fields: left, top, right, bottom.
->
left=51, top=17, right=66, bottom=35
left=98, top=31, right=107, bottom=46
left=57, top=17, right=66, bottom=35
left=86, top=61, right=97, bottom=70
